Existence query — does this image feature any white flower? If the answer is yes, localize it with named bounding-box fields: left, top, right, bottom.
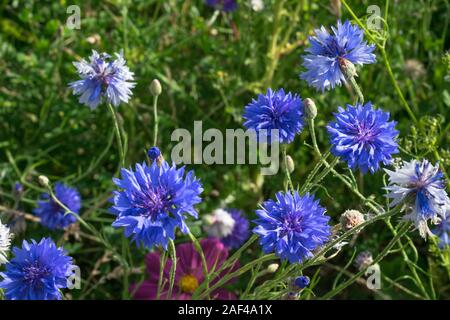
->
left=203, top=209, right=235, bottom=238
left=0, top=221, right=12, bottom=265
left=250, top=0, right=264, bottom=11
left=385, top=159, right=450, bottom=238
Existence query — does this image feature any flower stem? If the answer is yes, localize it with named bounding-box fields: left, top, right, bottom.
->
left=107, top=103, right=125, bottom=168
left=188, top=232, right=210, bottom=300
left=167, top=240, right=177, bottom=299
left=348, top=76, right=364, bottom=104
left=156, top=250, right=167, bottom=300
left=152, top=94, right=159, bottom=146
left=282, top=145, right=294, bottom=193
left=321, top=222, right=411, bottom=299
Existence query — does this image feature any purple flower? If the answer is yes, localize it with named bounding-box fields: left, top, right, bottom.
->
left=243, top=88, right=305, bottom=144
left=0, top=238, right=76, bottom=300
left=205, top=0, right=237, bottom=12
left=253, top=191, right=331, bottom=263
left=131, top=238, right=237, bottom=300
left=110, top=161, right=203, bottom=250
left=33, top=183, right=81, bottom=230
left=327, top=102, right=399, bottom=174
left=301, top=20, right=376, bottom=91
left=385, top=160, right=450, bottom=238
left=69, top=50, right=135, bottom=109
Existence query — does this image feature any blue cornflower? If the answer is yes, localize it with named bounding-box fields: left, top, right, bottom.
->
left=148, top=146, right=161, bottom=161
left=253, top=191, right=331, bottom=263
left=433, top=212, right=450, bottom=249
left=300, top=20, right=376, bottom=91
left=294, top=275, right=310, bottom=289
left=205, top=0, right=237, bottom=12
left=327, top=102, right=399, bottom=174
left=220, top=209, right=250, bottom=249
left=0, top=238, right=76, bottom=300
left=69, top=50, right=135, bottom=109
left=110, top=161, right=203, bottom=250
left=243, top=88, right=304, bottom=144
left=33, top=183, right=81, bottom=230
left=385, top=160, right=450, bottom=238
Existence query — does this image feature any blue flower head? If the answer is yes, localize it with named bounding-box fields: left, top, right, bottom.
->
left=205, top=0, right=237, bottom=12
left=294, top=275, right=310, bottom=289
left=221, top=209, right=250, bottom=249
left=0, top=238, right=75, bottom=300
left=110, top=161, right=203, bottom=250
left=148, top=146, right=161, bottom=161
left=327, top=102, right=399, bottom=174
left=385, top=160, right=450, bottom=238
left=433, top=212, right=450, bottom=249
left=243, top=88, right=304, bottom=144
left=69, top=50, right=135, bottom=109
left=301, top=20, right=376, bottom=91
left=33, top=183, right=81, bottom=230
left=253, top=191, right=331, bottom=263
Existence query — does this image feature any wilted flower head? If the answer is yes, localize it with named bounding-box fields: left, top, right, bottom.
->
left=110, top=161, right=203, bottom=250
left=340, top=209, right=365, bottom=231
left=385, top=160, right=450, bottom=238
left=33, top=183, right=81, bottom=230
left=253, top=191, right=331, bottom=263
left=69, top=50, right=135, bottom=109
left=0, top=221, right=12, bottom=265
left=243, top=88, right=305, bottom=144
left=355, top=251, right=373, bottom=271
left=433, top=212, right=450, bottom=249
left=0, top=238, right=76, bottom=300
left=301, top=20, right=376, bottom=91
left=327, top=102, right=399, bottom=174
left=205, top=0, right=237, bottom=12
left=404, top=59, right=426, bottom=80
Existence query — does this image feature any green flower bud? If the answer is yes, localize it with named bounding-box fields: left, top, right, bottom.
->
left=150, top=79, right=162, bottom=97
left=38, top=175, right=49, bottom=187
left=304, top=98, right=317, bottom=119
left=338, top=57, right=357, bottom=79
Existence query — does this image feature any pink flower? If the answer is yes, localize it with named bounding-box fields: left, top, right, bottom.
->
left=131, top=238, right=238, bottom=300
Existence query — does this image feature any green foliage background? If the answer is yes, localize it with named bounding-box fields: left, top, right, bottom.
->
left=0, top=0, right=449, bottom=299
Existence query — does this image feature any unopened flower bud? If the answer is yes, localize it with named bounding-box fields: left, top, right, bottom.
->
left=147, top=146, right=164, bottom=166
left=339, top=57, right=357, bottom=79
left=304, top=98, right=317, bottom=120
left=38, top=175, right=49, bottom=187
left=294, top=275, right=310, bottom=289
left=285, top=155, right=295, bottom=173
left=150, top=79, right=162, bottom=97
left=355, top=251, right=373, bottom=271
left=340, top=209, right=365, bottom=231
left=267, top=263, right=279, bottom=273
left=13, top=182, right=23, bottom=197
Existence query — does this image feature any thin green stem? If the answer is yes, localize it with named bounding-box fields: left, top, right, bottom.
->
left=322, top=222, right=411, bottom=299
left=107, top=103, right=125, bottom=168
left=167, top=240, right=177, bottom=299
left=282, top=145, right=294, bottom=193
left=156, top=250, right=168, bottom=300
left=152, top=94, right=159, bottom=146
left=189, top=232, right=210, bottom=300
